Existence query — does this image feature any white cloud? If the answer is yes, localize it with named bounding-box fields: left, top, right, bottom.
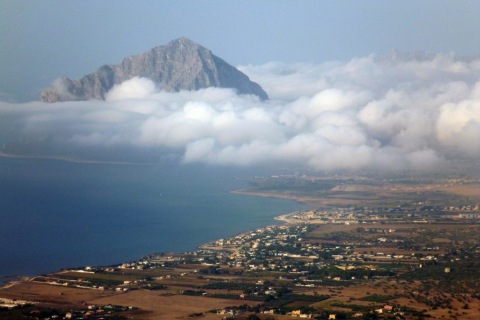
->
left=105, top=77, right=157, bottom=101
left=1, top=53, right=479, bottom=173
left=436, top=99, right=480, bottom=157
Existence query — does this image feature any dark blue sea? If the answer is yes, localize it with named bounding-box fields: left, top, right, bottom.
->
left=0, top=158, right=305, bottom=279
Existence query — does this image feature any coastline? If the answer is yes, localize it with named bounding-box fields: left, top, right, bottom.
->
left=273, top=213, right=297, bottom=224
left=197, top=210, right=300, bottom=251
left=1, top=156, right=308, bottom=287
left=2, top=158, right=310, bottom=280
left=3, top=209, right=480, bottom=319
left=230, top=189, right=300, bottom=201
left=1, top=186, right=305, bottom=287
left=0, top=152, right=142, bottom=165
left=231, top=189, right=319, bottom=208
left=1, top=209, right=301, bottom=289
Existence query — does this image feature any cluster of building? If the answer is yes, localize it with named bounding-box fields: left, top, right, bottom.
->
left=281, top=202, right=479, bottom=225
left=0, top=297, right=35, bottom=309
left=4, top=193, right=478, bottom=319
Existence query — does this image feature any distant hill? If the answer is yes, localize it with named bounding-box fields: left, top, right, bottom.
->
left=373, top=49, right=479, bottom=64
left=40, top=38, right=268, bottom=102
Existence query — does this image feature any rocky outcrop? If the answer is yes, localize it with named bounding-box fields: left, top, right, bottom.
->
left=41, top=38, right=268, bottom=102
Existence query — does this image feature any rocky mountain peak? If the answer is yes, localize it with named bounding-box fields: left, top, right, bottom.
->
left=41, top=38, right=268, bottom=102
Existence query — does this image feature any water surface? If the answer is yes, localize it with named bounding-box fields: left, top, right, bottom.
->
left=0, top=158, right=305, bottom=277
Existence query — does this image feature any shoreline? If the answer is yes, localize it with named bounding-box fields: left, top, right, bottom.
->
left=273, top=213, right=297, bottom=223
left=0, top=152, right=147, bottom=165
left=1, top=197, right=303, bottom=288
left=0, top=159, right=307, bottom=288
left=230, top=189, right=318, bottom=208
left=0, top=210, right=300, bottom=289
left=197, top=211, right=300, bottom=251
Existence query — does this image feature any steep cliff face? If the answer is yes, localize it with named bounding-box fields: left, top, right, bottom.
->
left=40, top=38, right=268, bottom=102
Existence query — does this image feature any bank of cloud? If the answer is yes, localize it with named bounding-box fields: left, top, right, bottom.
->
left=0, top=53, right=479, bottom=173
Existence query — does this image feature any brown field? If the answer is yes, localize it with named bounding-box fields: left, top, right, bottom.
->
left=88, top=290, right=257, bottom=320
left=1, top=282, right=110, bottom=309
left=309, top=223, right=480, bottom=236
left=306, top=280, right=480, bottom=320
left=233, top=180, right=480, bottom=207
left=439, top=184, right=480, bottom=197
left=1, top=281, right=259, bottom=320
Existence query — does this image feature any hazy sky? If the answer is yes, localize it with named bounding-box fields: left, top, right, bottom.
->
left=1, top=0, right=479, bottom=101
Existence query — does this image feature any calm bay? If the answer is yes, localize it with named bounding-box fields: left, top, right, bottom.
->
left=0, top=158, right=305, bottom=279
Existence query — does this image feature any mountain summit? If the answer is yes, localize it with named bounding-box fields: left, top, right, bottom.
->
left=40, top=38, right=268, bottom=102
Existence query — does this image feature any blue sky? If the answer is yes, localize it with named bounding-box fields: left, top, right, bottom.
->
left=1, top=0, right=479, bottom=101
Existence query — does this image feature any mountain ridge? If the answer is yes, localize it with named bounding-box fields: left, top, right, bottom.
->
left=40, top=38, right=268, bottom=102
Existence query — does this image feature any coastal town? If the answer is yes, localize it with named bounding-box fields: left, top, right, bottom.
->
left=2, top=3, right=480, bottom=320
left=1, top=176, right=479, bottom=320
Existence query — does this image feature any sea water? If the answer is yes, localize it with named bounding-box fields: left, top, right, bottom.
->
left=0, top=158, right=305, bottom=278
